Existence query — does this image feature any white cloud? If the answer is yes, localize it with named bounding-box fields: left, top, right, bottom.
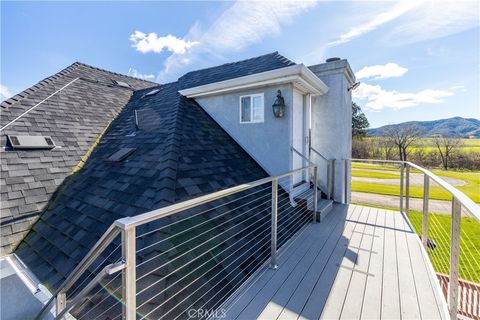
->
left=385, top=1, right=479, bottom=45
left=129, top=31, right=199, bottom=54
left=328, top=0, right=479, bottom=47
left=159, top=0, right=318, bottom=81
left=328, top=1, right=420, bottom=46
left=127, top=68, right=155, bottom=81
left=0, top=84, right=12, bottom=99
left=356, top=63, right=408, bottom=80
left=353, top=83, right=454, bottom=110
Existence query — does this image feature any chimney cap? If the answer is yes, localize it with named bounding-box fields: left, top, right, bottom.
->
left=326, top=57, right=341, bottom=63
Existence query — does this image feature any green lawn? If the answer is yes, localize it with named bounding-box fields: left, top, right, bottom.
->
left=351, top=164, right=480, bottom=202
left=408, top=210, right=480, bottom=283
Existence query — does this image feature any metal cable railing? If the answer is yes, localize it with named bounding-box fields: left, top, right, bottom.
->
left=36, top=164, right=319, bottom=320
left=347, top=158, right=480, bottom=319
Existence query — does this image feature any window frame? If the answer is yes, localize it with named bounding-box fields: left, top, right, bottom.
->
left=239, top=93, right=264, bottom=124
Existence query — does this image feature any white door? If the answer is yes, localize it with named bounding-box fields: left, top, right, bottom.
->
left=292, top=90, right=306, bottom=188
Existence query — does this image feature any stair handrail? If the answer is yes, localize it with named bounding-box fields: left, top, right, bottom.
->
left=35, top=225, right=121, bottom=320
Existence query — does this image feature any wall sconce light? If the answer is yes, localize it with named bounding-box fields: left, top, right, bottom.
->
left=348, top=82, right=360, bottom=91
left=272, top=90, right=286, bottom=118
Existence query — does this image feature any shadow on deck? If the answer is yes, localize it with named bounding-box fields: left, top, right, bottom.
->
left=217, top=204, right=449, bottom=320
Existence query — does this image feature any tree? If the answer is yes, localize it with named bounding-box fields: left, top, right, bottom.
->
left=378, top=137, right=395, bottom=160
left=352, top=102, right=370, bottom=137
left=385, top=125, right=421, bottom=161
left=433, top=136, right=463, bottom=170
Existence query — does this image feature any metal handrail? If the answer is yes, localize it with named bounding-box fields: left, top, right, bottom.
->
left=348, top=158, right=480, bottom=319
left=55, top=261, right=126, bottom=320
left=115, top=165, right=316, bottom=228
left=37, top=165, right=318, bottom=320
left=309, top=147, right=335, bottom=200
left=291, top=147, right=313, bottom=164
left=349, top=158, right=480, bottom=219
left=35, top=225, right=121, bottom=320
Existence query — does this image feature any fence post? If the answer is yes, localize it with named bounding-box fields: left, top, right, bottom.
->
left=449, top=198, right=461, bottom=320
left=56, top=292, right=66, bottom=317
left=422, top=175, right=429, bottom=247
left=313, top=166, right=318, bottom=223
left=405, top=164, right=410, bottom=214
left=122, top=225, right=136, bottom=320
left=400, top=163, right=404, bottom=213
left=270, top=178, right=278, bottom=270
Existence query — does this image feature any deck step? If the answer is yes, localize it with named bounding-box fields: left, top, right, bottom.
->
left=316, top=199, right=334, bottom=222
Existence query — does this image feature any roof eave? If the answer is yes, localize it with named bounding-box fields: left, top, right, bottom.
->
left=178, top=64, right=329, bottom=98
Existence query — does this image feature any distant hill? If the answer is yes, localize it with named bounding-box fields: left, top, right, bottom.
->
left=368, top=117, right=480, bottom=138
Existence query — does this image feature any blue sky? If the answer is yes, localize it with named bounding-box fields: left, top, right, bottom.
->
left=1, top=1, right=479, bottom=128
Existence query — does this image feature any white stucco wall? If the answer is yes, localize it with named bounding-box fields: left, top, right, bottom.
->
left=309, top=59, right=355, bottom=203
left=195, top=84, right=294, bottom=177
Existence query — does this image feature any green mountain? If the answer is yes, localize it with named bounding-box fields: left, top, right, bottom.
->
left=368, top=117, right=480, bottom=138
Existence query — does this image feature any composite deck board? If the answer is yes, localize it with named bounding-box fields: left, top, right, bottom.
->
left=381, top=209, right=401, bottom=319
left=219, top=205, right=448, bottom=320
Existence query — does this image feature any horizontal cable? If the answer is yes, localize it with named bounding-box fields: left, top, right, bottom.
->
left=137, top=215, right=274, bottom=311
left=136, top=195, right=273, bottom=271
left=136, top=188, right=272, bottom=254
left=68, top=245, right=121, bottom=298
left=136, top=184, right=273, bottom=239
left=79, top=277, right=123, bottom=320
left=160, top=203, right=314, bottom=320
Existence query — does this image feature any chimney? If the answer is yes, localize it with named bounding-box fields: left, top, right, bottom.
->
left=308, top=58, right=355, bottom=203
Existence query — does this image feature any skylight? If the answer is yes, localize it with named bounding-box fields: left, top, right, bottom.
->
left=7, top=135, right=56, bottom=150
left=106, top=147, right=136, bottom=162
left=144, top=89, right=160, bottom=97
left=111, top=79, right=132, bottom=88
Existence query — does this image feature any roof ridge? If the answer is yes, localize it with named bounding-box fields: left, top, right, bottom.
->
left=179, top=51, right=286, bottom=78
left=71, top=62, right=159, bottom=85
left=0, top=63, right=81, bottom=109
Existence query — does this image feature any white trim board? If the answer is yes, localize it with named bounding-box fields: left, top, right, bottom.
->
left=179, top=64, right=329, bottom=98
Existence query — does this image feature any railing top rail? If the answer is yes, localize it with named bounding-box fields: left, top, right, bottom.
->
left=310, top=147, right=332, bottom=162
left=291, top=147, right=314, bottom=165
left=116, top=164, right=316, bottom=229
left=349, top=158, right=480, bottom=221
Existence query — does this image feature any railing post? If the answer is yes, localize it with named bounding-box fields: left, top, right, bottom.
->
left=331, top=159, right=336, bottom=201
left=56, top=292, right=66, bottom=317
left=344, top=159, right=350, bottom=204
left=313, top=166, right=318, bottom=223
left=405, top=164, right=410, bottom=214
left=422, top=175, right=429, bottom=247
left=400, top=163, right=404, bottom=213
left=270, top=178, right=278, bottom=270
left=449, top=198, right=461, bottom=320
left=122, top=225, right=136, bottom=320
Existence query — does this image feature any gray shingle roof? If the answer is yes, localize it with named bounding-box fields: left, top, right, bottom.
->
left=0, top=63, right=156, bottom=255
left=4, top=52, right=308, bottom=318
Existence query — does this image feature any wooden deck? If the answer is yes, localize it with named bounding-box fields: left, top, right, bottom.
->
left=219, top=204, right=449, bottom=320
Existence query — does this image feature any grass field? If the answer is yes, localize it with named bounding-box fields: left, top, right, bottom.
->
left=407, top=210, right=480, bottom=283
left=362, top=137, right=480, bottom=154
left=351, top=163, right=480, bottom=202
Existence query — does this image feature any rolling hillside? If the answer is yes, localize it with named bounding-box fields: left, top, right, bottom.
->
left=368, top=117, right=480, bottom=137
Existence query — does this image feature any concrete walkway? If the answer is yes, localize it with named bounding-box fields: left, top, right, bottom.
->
left=352, top=192, right=473, bottom=217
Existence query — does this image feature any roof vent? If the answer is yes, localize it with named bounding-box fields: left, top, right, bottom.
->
left=144, top=89, right=160, bottom=97
left=7, top=135, right=56, bottom=149
left=111, top=79, right=132, bottom=88
left=106, top=147, right=136, bottom=162
left=326, top=57, right=341, bottom=62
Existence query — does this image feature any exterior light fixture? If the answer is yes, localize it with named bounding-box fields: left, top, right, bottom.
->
left=348, top=82, right=360, bottom=91
left=272, top=90, right=286, bottom=118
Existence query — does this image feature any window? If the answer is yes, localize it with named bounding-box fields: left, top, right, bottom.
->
left=240, top=93, right=264, bottom=123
